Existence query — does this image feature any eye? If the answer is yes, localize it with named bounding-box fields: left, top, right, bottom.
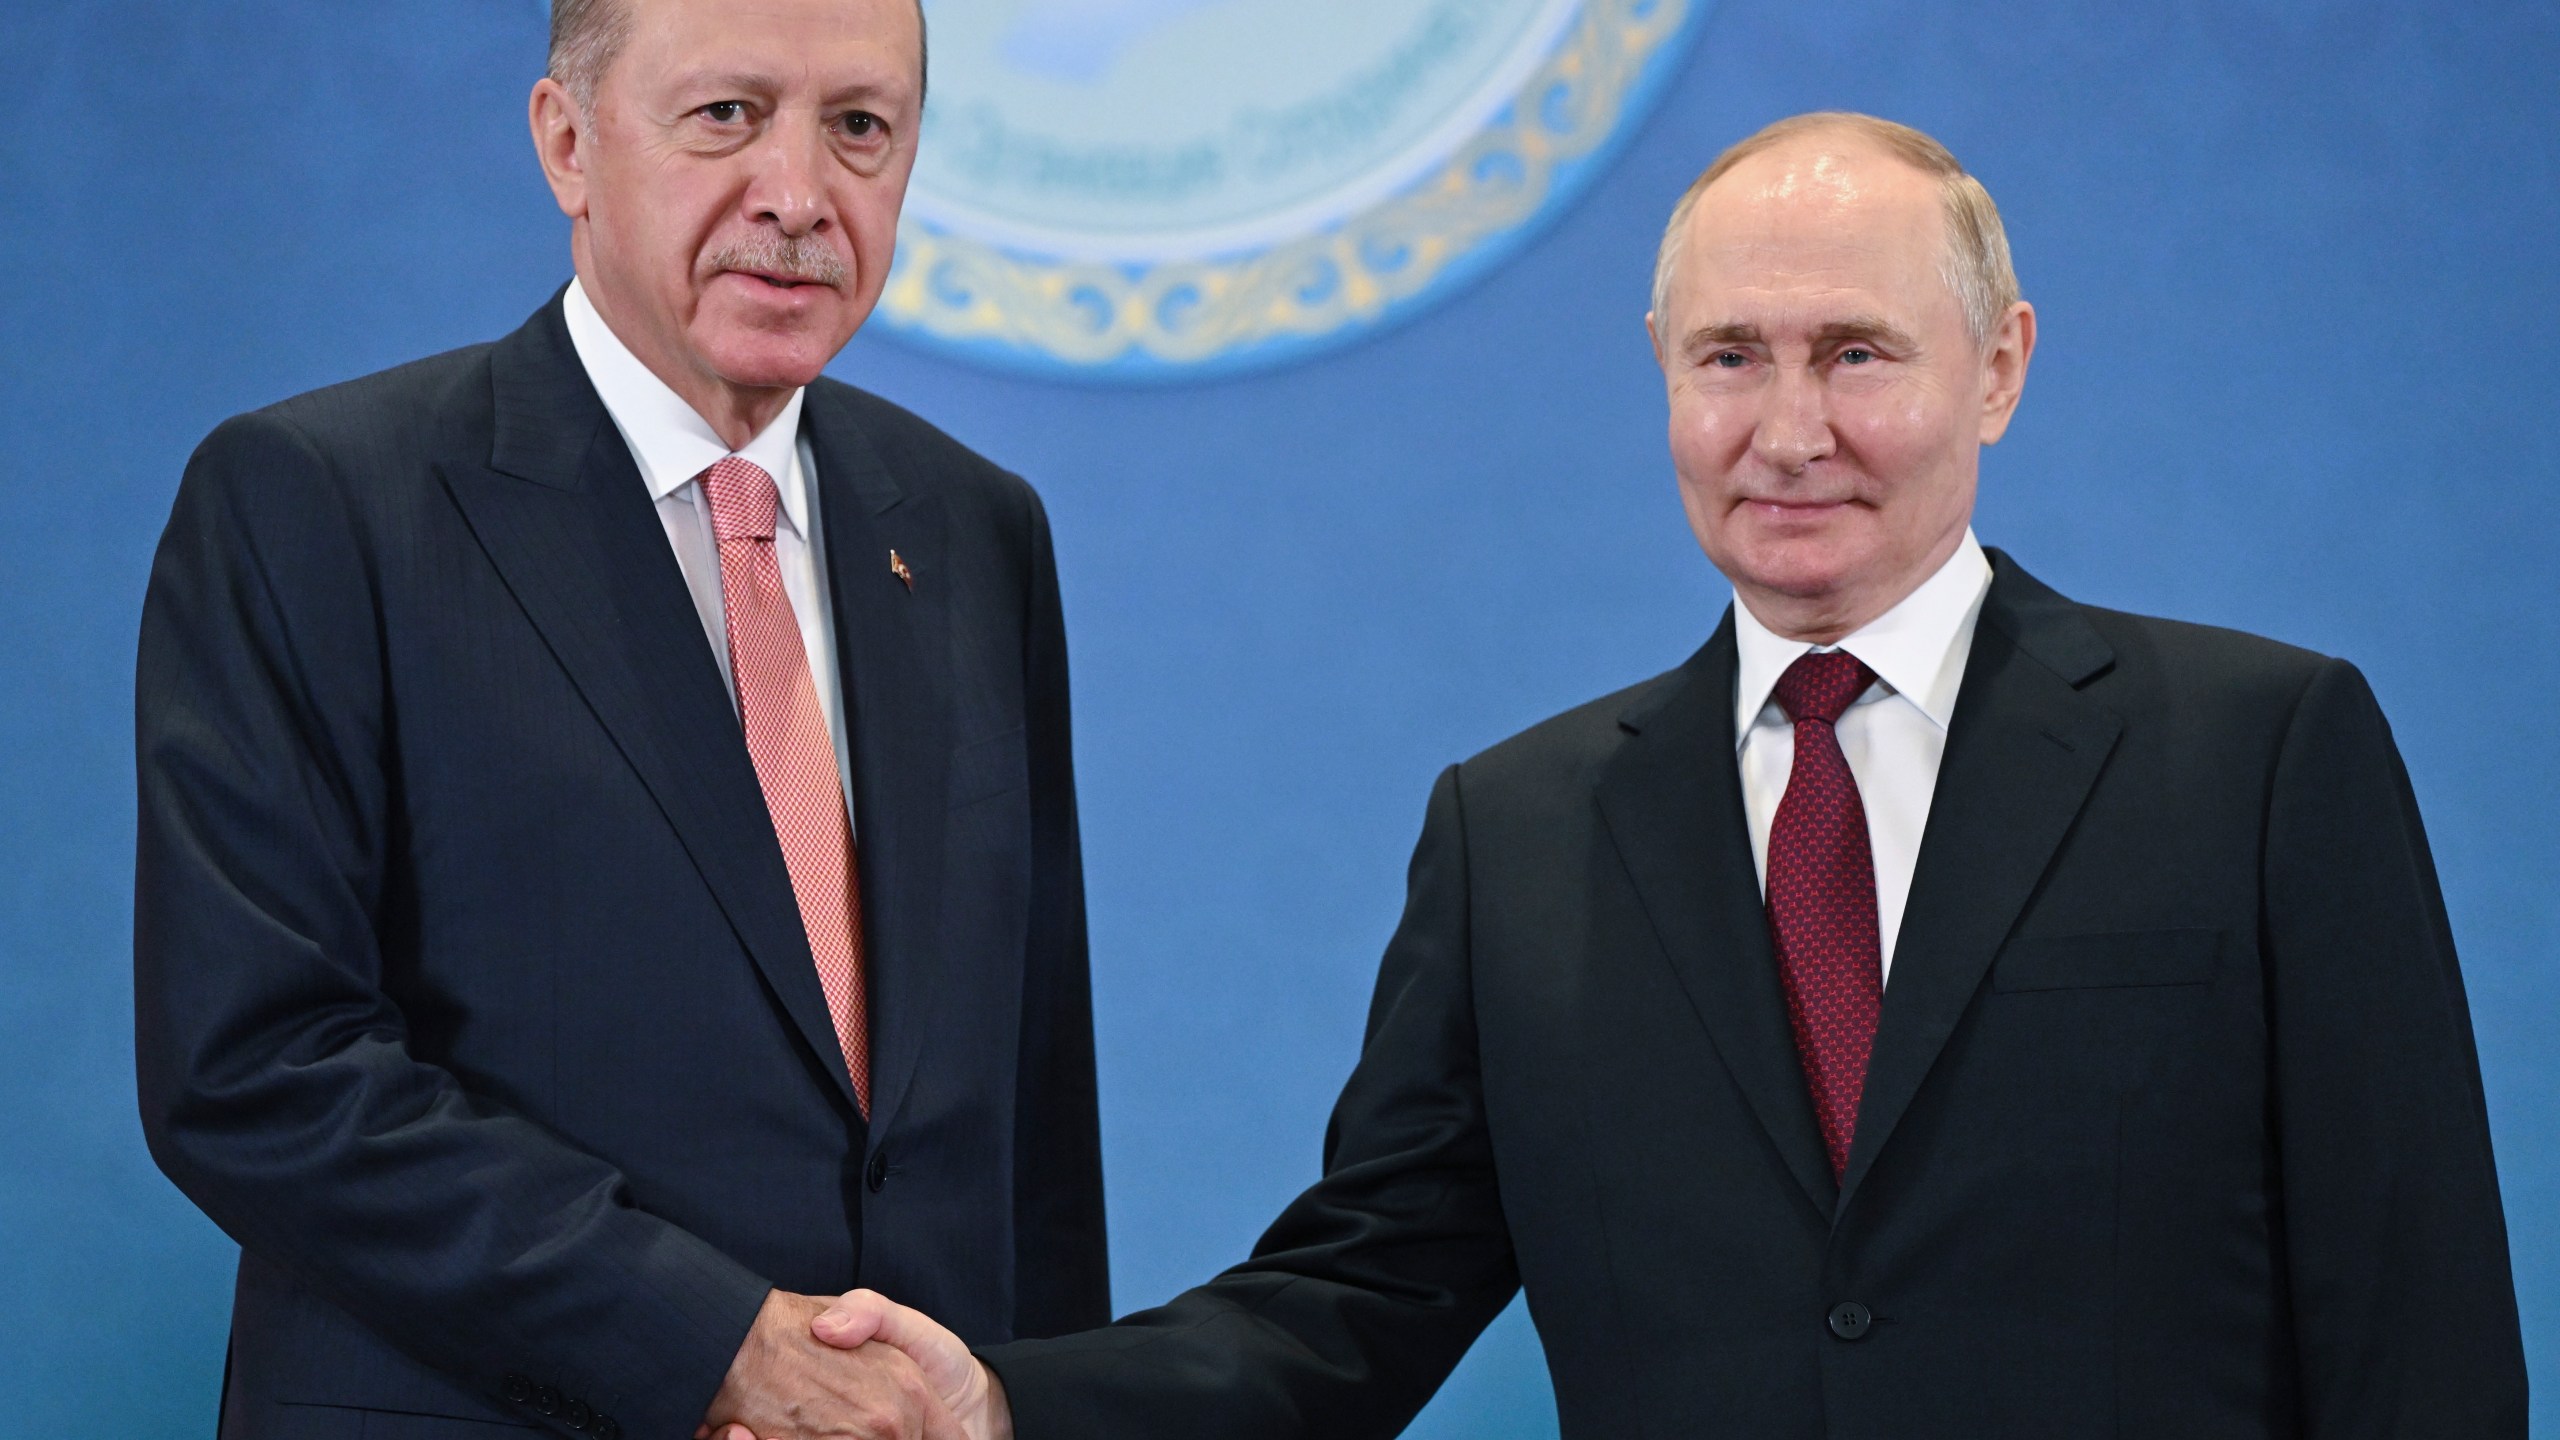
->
left=699, top=100, right=747, bottom=124
left=1838, top=347, right=1876, bottom=364
left=837, top=110, right=884, bottom=140
left=1709, top=350, right=1749, bottom=368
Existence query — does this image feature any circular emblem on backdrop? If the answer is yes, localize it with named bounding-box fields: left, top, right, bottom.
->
left=876, top=0, right=1710, bottom=379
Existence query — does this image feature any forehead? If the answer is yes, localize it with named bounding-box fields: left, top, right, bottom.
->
left=617, top=0, right=922, bottom=90
left=1673, top=141, right=1955, bottom=322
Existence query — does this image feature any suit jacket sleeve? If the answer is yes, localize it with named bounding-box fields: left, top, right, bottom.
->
left=2263, top=659, right=2527, bottom=1434
left=134, top=412, right=771, bottom=1439
left=1011, top=484, right=1112, bottom=1337
left=982, top=763, right=1521, bottom=1439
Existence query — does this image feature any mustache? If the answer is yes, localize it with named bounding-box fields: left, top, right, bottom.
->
left=705, top=232, right=849, bottom=288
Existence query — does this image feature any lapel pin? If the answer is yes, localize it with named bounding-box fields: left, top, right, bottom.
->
left=888, top=549, right=914, bottom=591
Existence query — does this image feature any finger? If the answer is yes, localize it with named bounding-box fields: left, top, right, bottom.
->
left=868, top=1301, right=967, bottom=1379
left=810, top=1287, right=893, bottom=1348
left=918, top=1392, right=971, bottom=1440
left=872, top=1301, right=980, bottom=1402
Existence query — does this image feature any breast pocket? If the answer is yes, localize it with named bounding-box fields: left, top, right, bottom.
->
left=948, top=726, right=1029, bottom=809
left=1978, top=928, right=2223, bottom=1098
left=1992, top=928, right=2220, bottom=992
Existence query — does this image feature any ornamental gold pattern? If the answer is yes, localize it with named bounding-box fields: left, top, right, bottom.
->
left=879, top=0, right=1692, bottom=370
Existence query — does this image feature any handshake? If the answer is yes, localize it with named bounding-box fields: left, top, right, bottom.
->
left=701, top=1281, right=1018, bottom=1434
left=695, top=1287, right=1010, bottom=1440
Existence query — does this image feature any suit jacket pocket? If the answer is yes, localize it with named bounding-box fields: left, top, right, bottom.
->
left=948, top=726, right=1029, bottom=808
left=1992, top=928, right=2219, bottom=992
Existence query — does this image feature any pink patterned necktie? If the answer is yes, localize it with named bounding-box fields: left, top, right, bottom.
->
left=1765, top=650, right=1882, bottom=1181
left=699, top=456, right=869, bottom=1115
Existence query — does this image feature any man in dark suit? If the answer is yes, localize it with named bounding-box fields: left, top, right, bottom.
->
left=133, top=1, right=1104, bottom=1437
left=794, top=113, right=2526, bottom=1439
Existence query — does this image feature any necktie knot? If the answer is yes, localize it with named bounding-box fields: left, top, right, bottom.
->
left=1772, top=650, right=1876, bottom=728
left=701, top=456, right=778, bottom=544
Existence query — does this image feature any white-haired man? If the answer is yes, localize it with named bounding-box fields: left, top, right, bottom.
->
left=787, top=112, right=2526, bottom=1440
left=136, top=2, right=1108, bottom=1437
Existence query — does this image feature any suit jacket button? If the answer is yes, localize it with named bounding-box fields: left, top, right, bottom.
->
left=866, top=1150, right=889, bottom=1192
left=567, top=1399, right=593, bottom=1429
left=1827, top=1301, right=1873, bottom=1341
left=501, top=1372, right=531, bottom=1404
left=533, top=1384, right=563, bottom=1415
left=596, top=1418, right=622, bottom=1440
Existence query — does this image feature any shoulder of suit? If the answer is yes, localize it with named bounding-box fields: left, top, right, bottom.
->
left=2061, top=600, right=2343, bottom=712
left=1451, top=669, right=1681, bottom=795
left=805, top=374, right=1036, bottom=514
left=246, top=338, right=501, bottom=467
left=179, top=339, right=501, bottom=526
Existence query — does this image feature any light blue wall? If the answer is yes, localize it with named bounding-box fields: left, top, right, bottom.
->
left=2, top=2, right=2552, bottom=1434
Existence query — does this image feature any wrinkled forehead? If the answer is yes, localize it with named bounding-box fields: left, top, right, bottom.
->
left=616, top=0, right=924, bottom=93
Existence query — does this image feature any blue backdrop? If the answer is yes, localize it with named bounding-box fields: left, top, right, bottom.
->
left=2, top=2, right=2553, bottom=1435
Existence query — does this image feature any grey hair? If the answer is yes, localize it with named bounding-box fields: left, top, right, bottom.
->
left=1650, top=112, right=2020, bottom=351
left=547, top=0, right=634, bottom=112
left=547, top=0, right=930, bottom=113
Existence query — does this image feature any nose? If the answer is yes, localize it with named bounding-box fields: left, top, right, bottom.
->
left=1753, top=360, right=1836, bottom=476
left=743, top=109, right=834, bottom=237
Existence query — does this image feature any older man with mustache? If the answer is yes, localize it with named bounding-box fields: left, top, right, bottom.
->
left=134, top=1, right=1108, bottom=1437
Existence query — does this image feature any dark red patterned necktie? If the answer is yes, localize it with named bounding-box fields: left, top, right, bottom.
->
left=1765, top=650, right=1882, bottom=1181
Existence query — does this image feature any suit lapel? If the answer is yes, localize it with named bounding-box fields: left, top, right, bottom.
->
left=435, top=295, right=864, bottom=1112
left=1596, top=619, right=1838, bottom=1220
left=1836, top=554, right=2122, bottom=1209
left=802, top=387, right=954, bottom=1136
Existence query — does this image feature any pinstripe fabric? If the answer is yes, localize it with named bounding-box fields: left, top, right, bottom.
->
left=702, top=456, right=870, bottom=1113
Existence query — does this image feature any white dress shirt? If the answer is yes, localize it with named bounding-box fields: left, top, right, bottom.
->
left=1733, top=531, right=1993, bottom=984
left=561, top=278, right=857, bottom=823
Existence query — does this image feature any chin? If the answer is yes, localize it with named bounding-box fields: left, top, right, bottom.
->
left=693, top=301, right=863, bottom=390
left=1729, top=535, right=1873, bottom=602
left=696, top=329, right=844, bottom=391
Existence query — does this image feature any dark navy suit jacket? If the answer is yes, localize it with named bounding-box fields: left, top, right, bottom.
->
left=988, top=556, right=2525, bottom=1439
left=136, top=292, right=1109, bottom=1439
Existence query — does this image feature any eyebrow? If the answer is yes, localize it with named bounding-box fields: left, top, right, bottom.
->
left=821, top=78, right=910, bottom=109
left=665, top=68, right=909, bottom=106
left=668, top=68, right=785, bottom=97
left=1681, top=315, right=1921, bottom=354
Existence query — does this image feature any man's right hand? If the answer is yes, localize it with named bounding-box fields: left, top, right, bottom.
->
left=804, top=1289, right=1014, bottom=1440
left=697, top=1289, right=968, bottom=1440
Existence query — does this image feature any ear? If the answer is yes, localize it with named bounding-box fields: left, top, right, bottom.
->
left=1976, top=300, right=2036, bottom=445
left=528, top=77, right=592, bottom=222
left=1645, top=310, right=1668, bottom=372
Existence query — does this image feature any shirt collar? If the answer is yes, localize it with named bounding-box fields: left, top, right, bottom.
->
left=562, top=276, right=810, bottom=537
left=1730, top=529, right=1994, bottom=748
